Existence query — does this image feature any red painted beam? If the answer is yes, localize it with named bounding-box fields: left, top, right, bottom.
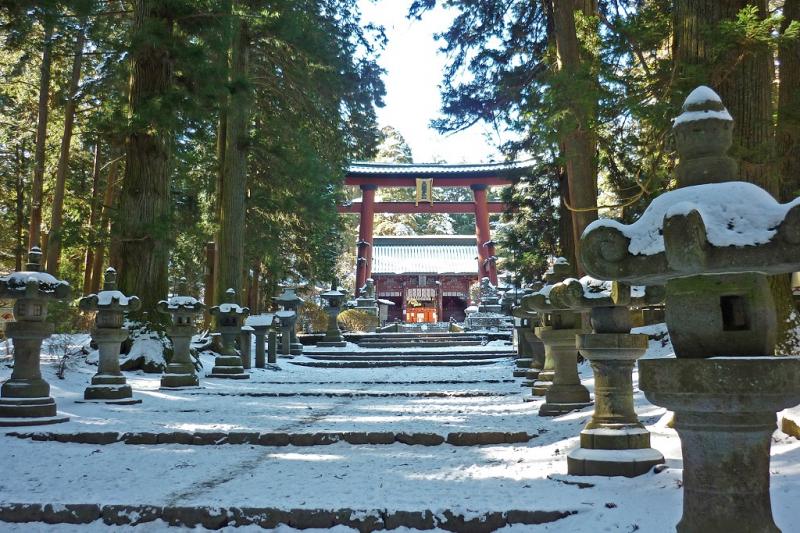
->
left=344, top=176, right=512, bottom=187
left=338, top=201, right=507, bottom=214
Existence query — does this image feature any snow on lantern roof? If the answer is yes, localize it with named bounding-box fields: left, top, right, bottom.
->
left=371, top=235, right=478, bottom=275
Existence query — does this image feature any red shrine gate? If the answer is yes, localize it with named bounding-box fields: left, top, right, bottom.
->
left=338, top=161, right=533, bottom=291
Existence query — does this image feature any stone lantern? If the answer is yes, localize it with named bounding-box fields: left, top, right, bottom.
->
left=511, top=284, right=545, bottom=383
left=548, top=277, right=664, bottom=477
left=273, top=287, right=304, bottom=355
left=520, top=258, right=592, bottom=416
left=208, top=288, right=249, bottom=379
left=318, top=280, right=347, bottom=347
left=0, top=247, right=71, bottom=426
left=78, top=267, right=142, bottom=404
left=244, top=314, right=276, bottom=368
left=580, top=86, right=800, bottom=532
left=157, top=278, right=203, bottom=388
left=275, top=310, right=297, bottom=356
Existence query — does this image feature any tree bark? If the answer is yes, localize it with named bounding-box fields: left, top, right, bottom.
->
left=14, top=144, right=27, bottom=271
left=778, top=0, right=800, bottom=203
left=113, top=0, right=173, bottom=321
left=552, top=0, right=599, bottom=275
left=46, top=21, right=87, bottom=274
left=27, top=18, right=54, bottom=250
left=83, top=144, right=102, bottom=294
left=215, top=13, right=252, bottom=305
left=92, top=151, right=121, bottom=293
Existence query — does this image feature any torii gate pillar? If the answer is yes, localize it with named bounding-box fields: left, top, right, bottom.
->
left=471, top=184, right=498, bottom=285
left=355, top=184, right=377, bottom=290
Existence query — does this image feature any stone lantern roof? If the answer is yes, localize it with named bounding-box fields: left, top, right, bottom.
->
left=157, top=278, right=204, bottom=313
left=211, top=288, right=249, bottom=317
left=0, top=247, right=70, bottom=300
left=581, top=87, right=800, bottom=285
left=79, top=268, right=141, bottom=313
left=273, top=287, right=304, bottom=310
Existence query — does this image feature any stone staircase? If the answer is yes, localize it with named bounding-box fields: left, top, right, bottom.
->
left=295, top=331, right=515, bottom=368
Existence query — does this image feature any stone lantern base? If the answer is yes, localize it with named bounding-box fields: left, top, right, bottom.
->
left=567, top=333, right=663, bottom=477
left=0, top=395, right=69, bottom=427
left=0, top=322, right=69, bottom=426
left=161, top=361, right=200, bottom=389
left=640, top=357, right=800, bottom=533
left=318, top=341, right=347, bottom=348
left=538, top=328, right=591, bottom=416
left=208, top=355, right=249, bottom=380
left=513, top=358, right=532, bottom=378
left=83, top=374, right=141, bottom=405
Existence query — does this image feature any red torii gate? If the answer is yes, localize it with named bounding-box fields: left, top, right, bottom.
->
left=339, top=161, right=535, bottom=289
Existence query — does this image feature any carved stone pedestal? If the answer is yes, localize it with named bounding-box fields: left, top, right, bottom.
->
left=640, top=358, right=800, bottom=533
left=83, top=328, right=140, bottom=404
left=0, top=321, right=68, bottom=426
left=538, top=327, right=591, bottom=416
left=161, top=325, right=199, bottom=389
left=567, top=333, right=663, bottom=476
left=529, top=326, right=556, bottom=398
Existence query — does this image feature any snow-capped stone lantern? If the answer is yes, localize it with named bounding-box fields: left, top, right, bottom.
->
left=0, top=247, right=71, bottom=426
left=157, top=278, right=203, bottom=388
left=520, top=258, right=592, bottom=415
left=318, top=279, right=347, bottom=347
left=78, top=267, right=142, bottom=404
left=208, top=288, right=249, bottom=379
left=275, top=310, right=296, bottom=356
left=273, top=287, right=304, bottom=355
left=244, top=313, right=276, bottom=367
left=477, top=277, right=501, bottom=314
left=580, top=86, right=800, bottom=532
left=548, top=278, right=665, bottom=477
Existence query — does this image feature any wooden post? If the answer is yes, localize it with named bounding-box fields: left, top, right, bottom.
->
left=355, top=184, right=377, bottom=290
left=471, top=184, right=497, bottom=284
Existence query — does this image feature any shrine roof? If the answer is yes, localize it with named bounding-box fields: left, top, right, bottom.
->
left=371, top=235, right=477, bottom=275
left=346, top=160, right=535, bottom=183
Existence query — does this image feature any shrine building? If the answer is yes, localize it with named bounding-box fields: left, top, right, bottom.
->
left=338, top=160, right=534, bottom=322
left=371, top=235, right=477, bottom=323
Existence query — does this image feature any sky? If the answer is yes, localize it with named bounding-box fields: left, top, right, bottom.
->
left=358, top=0, right=503, bottom=164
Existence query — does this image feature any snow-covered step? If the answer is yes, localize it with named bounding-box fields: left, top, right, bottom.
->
left=303, top=352, right=513, bottom=362
left=289, top=359, right=509, bottom=369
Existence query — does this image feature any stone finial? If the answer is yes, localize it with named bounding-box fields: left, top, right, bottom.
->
left=224, top=287, right=236, bottom=303
left=26, top=247, right=43, bottom=271
left=103, top=268, right=117, bottom=291
left=672, top=86, right=736, bottom=187
left=177, top=277, right=189, bottom=294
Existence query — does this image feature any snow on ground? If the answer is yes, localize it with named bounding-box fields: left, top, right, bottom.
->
left=1, top=325, right=799, bottom=532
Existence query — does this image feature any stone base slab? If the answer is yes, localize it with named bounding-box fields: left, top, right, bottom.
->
left=532, top=380, right=552, bottom=396
left=513, top=370, right=527, bottom=378
left=83, top=384, right=134, bottom=402
left=0, top=414, right=69, bottom=427
left=76, top=398, right=142, bottom=405
left=539, top=401, right=593, bottom=417
left=0, top=503, right=577, bottom=531
left=566, top=447, right=664, bottom=477
left=206, top=372, right=249, bottom=380
left=0, top=397, right=61, bottom=421
left=160, top=373, right=199, bottom=389
left=317, top=341, right=347, bottom=347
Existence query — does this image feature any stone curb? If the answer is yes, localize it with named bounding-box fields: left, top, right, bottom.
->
left=184, top=391, right=514, bottom=398
left=6, top=430, right=537, bottom=447
left=290, top=360, right=508, bottom=369
left=0, top=503, right=577, bottom=531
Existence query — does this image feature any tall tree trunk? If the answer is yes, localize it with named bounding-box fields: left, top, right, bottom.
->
left=673, top=0, right=796, bottom=353
left=114, top=0, right=173, bottom=321
left=46, top=21, right=87, bottom=274
left=90, top=152, right=120, bottom=294
left=83, top=144, right=102, bottom=294
left=552, top=0, right=599, bottom=275
left=778, top=0, right=800, bottom=203
left=27, top=18, right=54, bottom=250
left=14, top=144, right=27, bottom=271
left=215, top=13, right=252, bottom=305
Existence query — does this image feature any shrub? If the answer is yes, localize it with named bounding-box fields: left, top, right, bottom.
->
left=337, top=309, right=379, bottom=332
left=299, top=301, right=329, bottom=333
